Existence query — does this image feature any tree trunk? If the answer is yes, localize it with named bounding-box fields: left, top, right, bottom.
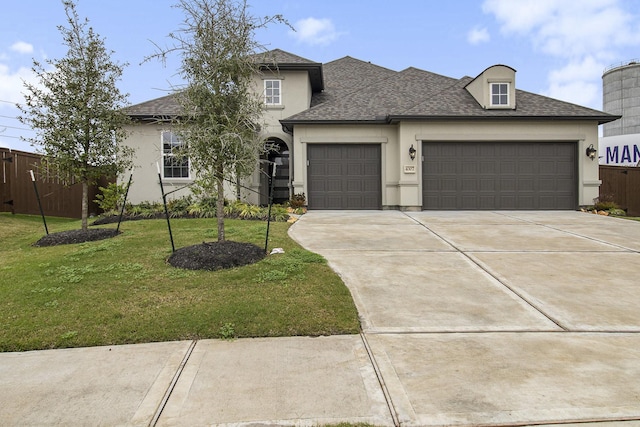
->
left=81, top=181, right=88, bottom=231
left=216, top=165, right=225, bottom=242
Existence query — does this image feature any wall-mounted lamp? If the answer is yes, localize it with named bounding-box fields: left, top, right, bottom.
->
left=586, top=144, right=597, bottom=161
left=409, top=144, right=417, bottom=161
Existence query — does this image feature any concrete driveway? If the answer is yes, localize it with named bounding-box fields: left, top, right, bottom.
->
left=289, top=210, right=640, bottom=426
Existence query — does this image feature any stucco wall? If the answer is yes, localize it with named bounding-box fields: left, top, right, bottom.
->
left=120, top=68, right=312, bottom=205
left=119, top=123, right=195, bottom=204
left=290, top=120, right=601, bottom=209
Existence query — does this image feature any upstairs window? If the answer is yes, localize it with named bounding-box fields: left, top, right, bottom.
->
left=491, top=83, right=509, bottom=106
left=264, top=79, right=281, bottom=105
left=162, top=131, right=189, bottom=178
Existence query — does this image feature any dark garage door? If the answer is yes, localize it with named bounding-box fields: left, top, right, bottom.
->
left=307, top=144, right=381, bottom=209
left=422, top=141, right=577, bottom=210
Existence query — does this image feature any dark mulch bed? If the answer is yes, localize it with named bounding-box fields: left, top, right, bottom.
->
left=34, top=228, right=121, bottom=247
left=168, top=241, right=265, bottom=271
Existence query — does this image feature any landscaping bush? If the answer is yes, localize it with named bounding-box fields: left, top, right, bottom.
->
left=94, top=182, right=128, bottom=213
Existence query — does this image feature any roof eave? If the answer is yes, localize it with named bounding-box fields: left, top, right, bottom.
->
left=127, top=114, right=178, bottom=123
left=280, top=118, right=388, bottom=133
left=387, top=114, right=621, bottom=125
left=281, top=114, right=621, bottom=131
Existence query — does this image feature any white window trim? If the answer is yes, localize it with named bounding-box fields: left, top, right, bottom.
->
left=264, top=79, right=282, bottom=106
left=161, top=130, right=190, bottom=180
left=490, top=82, right=510, bottom=107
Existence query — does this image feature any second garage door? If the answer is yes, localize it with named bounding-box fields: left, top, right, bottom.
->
left=422, top=141, right=577, bottom=210
left=307, top=144, right=381, bottom=209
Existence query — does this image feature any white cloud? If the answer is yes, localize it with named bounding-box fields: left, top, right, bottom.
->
left=544, top=57, right=605, bottom=106
left=0, top=63, right=36, bottom=107
left=289, top=17, right=342, bottom=46
left=484, top=0, right=640, bottom=58
left=482, top=0, right=640, bottom=108
left=468, top=27, right=490, bottom=45
left=11, top=41, right=34, bottom=55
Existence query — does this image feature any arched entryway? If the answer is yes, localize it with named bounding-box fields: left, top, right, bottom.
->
left=260, top=138, right=290, bottom=205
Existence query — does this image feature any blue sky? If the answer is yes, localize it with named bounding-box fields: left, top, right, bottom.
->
left=2, top=0, right=640, bottom=152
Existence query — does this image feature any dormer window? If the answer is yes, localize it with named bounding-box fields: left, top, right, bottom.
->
left=491, top=83, right=509, bottom=106
left=464, top=65, right=516, bottom=110
left=264, top=79, right=281, bottom=105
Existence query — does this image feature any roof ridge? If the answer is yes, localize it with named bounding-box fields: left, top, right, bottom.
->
left=254, top=48, right=318, bottom=64
left=324, top=55, right=397, bottom=72
left=399, top=66, right=458, bottom=82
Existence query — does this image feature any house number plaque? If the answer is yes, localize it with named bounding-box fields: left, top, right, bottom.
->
left=403, top=165, right=416, bottom=174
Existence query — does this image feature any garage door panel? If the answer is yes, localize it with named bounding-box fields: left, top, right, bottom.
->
left=326, top=164, right=342, bottom=176
left=479, top=179, right=495, bottom=191
left=461, top=179, right=477, bottom=191
left=326, top=146, right=342, bottom=159
left=346, top=163, right=362, bottom=175
left=442, top=179, right=457, bottom=191
left=478, top=196, right=496, bottom=209
left=308, top=144, right=381, bottom=210
left=423, top=141, right=576, bottom=210
left=501, top=179, right=516, bottom=191
left=518, top=179, right=535, bottom=191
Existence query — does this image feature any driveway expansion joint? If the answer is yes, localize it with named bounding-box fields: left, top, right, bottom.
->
left=149, top=339, right=197, bottom=427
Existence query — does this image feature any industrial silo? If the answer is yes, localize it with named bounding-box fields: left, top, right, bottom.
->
left=601, top=60, right=640, bottom=165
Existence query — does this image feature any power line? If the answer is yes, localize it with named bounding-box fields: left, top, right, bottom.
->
left=0, top=99, right=24, bottom=107
left=0, top=114, right=21, bottom=120
left=0, top=124, right=31, bottom=131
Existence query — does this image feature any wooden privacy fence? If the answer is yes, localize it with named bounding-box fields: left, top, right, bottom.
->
left=1, top=148, right=108, bottom=219
left=599, top=165, right=640, bottom=216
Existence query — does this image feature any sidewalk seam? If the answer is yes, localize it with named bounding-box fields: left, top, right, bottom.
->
left=360, top=333, right=400, bottom=427
left=149, top=339, right=197, bottom=427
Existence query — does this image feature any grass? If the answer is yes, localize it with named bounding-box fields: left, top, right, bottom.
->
left=0, top=213, right=361, bottom=352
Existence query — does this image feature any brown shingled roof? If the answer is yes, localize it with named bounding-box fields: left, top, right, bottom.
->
left=124, top=49, right=618, bottom=126
left=125, top=93, right=180, bottom=118
left=282, top=58, right=618, bottom=128
left=252, top=48, right=317, bottom=65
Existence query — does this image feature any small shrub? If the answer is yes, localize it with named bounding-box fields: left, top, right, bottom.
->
left=267, top=205, right=289, bottom=222
left=188, top=196, right=217, bottom=218
left=289, top=193, right=306, bottom=208
left=609, top=208, right=626, bottom=216
left=238, top=202, right=262, bottom=220
left=594, top=200, right=620, bottom=211
left=129, top=201, right=163, bottom=217
left=168, top=196, right=193, bottom=218
left=94, top=182, right=128, bottom=212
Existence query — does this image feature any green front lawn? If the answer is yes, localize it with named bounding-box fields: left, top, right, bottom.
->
left=0, top=213, right=360, bottom=352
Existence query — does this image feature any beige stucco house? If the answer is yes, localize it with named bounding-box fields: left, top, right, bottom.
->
left=121, top=49, right=618, bottom=210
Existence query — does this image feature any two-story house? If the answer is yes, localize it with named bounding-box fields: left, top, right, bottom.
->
left=121, top=49, right=618, bottom=210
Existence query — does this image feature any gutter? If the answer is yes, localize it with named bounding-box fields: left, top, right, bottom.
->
left=281, top=113, right=621, bottom=133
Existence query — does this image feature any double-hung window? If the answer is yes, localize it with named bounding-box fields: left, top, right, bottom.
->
left=264, top=79, right=281, bottom=105
left=491, top=83, right=509, bottom=106
left=162, top=131, right=189, bottom=178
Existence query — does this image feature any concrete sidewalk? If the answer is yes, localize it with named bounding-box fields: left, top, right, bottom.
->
left=1, top=211, right=640, bottom=426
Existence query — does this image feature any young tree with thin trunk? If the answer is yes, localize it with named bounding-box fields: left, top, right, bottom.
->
left=18, top=0, right=134, bottom=230
left=151, top=0, right=288, bottom=242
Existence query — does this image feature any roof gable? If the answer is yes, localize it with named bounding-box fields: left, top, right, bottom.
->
left=255, top=49, right=324, bottom=92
